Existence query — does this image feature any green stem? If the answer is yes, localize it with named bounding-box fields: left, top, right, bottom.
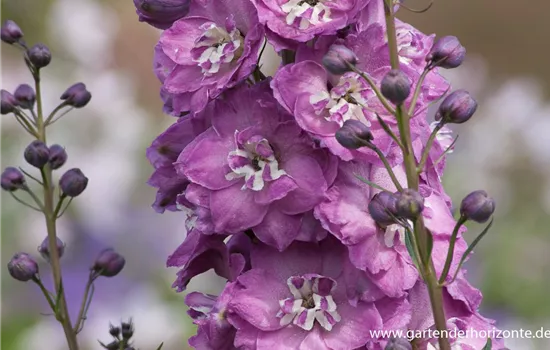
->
left=383, top=2, right=451, bottom=349
left=407, top=67, right=432, bottom=116
left=417, top=122, right=442, bottom=174
left=74, top=272, right=95, bottom=333
left=439, top=216, right=467, bottom=285
left=366, top=144, right=404, bottom=192
left=34, top=72, right=80, bottom=350
left=349, top=64, right=396, bottom=115
left=34, top=278, right=57, bottom=315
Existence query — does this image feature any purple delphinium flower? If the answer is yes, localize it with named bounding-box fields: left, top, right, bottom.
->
left=175, top=83, right=338, bottom=250
left=251, top=0, right=370, bottom=49
left=156, top=0, right=265, bottom=114
left=146, top=115, right=209, bottom=212
left=224, top=237, right=410, bottom=350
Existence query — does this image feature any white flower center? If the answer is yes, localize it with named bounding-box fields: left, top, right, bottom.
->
left=277, top=275, right=341, bottom=331
left=310, top=73, right=371, bottom=126
left=225, top=133, right=286, bottom=191
left=191, top=22, right=244, bottom=75
left=281, top=0, right=332, bottom=29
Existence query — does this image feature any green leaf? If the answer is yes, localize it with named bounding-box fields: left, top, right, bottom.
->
left=405, top=228, right=420, bottom=270
left=424, top=229, right=434, bottom=266
left=156, top=342, right=164, bottom=350
left=482, top=337, right=492, bottom=350
left=354, top=175, right=390, bottom=192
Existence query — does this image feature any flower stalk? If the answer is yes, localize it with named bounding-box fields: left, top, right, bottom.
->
left=383, top=1, right=451, bottom=349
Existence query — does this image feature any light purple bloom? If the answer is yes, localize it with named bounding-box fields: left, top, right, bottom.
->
left=252, top=0, right=370, bottom=49
left=175, top=84, right=337, bottom=250
left=156, top=0, right=265, bottom=114
left=224, top=238, right=409, bottom=349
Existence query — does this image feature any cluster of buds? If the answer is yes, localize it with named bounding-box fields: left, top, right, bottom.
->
left=99, top=320, right=137, bottom=350
left=2, top=19, right=125, bottom=350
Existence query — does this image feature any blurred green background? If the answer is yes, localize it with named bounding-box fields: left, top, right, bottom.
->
left=2, top=0, right=550, bottom=349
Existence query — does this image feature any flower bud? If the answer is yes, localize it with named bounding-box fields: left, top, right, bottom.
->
left=396, top=189, right=424, bottom=219
left=13, top=84, right=35, bottom=110
left=60, top=82, right=92, bottom=108
left=381, top=69, right=411, bottom=105
left=92, top=248, right=126, bottom=277
left=48, top=144, right=68, bottom=170
left=1, top=167, right=26, bottom=191
left=59, top=168, right=88, bottom=197
left=435, top=89, right=477, bottom=124
left=335, top=119, right=373, bottom=149
left=1, top=90, right=18, bottom=114
left=322, top=44, right=358, bottom=75
left=385, top=337, right=412, bottom=350
left=368, top=191, right=399, bottom=227
left=24, top=140, right=50, bottom=169
left=109, top=325, right=121, bottom=337
left=7, top=252, right=38, bottom=282
left=28, top=43, right=52, bottom=69
left=426, top=35, right=466, bottom=69
left=121, top=321, right=134, bottom=340
left=460, top=190, right=495, bottom=223
left=1, top=20, right=23, bottom=44
left=134, top=0, right=191, bottom=29
left=38, top=236, right=65, bottom=262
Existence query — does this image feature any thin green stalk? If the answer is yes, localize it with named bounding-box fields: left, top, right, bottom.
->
left=74, top=272, right=96, bottom=333
left=348, top=64, right=396, bottom=115
left=407, top=67, right=431, bottom=116
left=417, top=122, right=442, bottom=174
left=34, top=278, right=57, bottom=315
left=34, top=72, right=80, bottom=350
left=439, top=216, right=467, bottom=285
left=383, top=1, right=451, bottom=349
left=366, top=144, right=404, bottom=192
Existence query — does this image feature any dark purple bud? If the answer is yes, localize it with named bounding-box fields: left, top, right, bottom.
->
left=460, top=190, right=495, bottom=223
left=435, top=89, right=477, bottom=124
left=1, top=20, right=23, bottom=44
left=109, top=325, right=121, bottom=337
left=1, top=89, right=18, bottom=114
left=134, top=0, right=190, bottom=29
left=1, top=167, right=26, bottom=191
left=368, top=191, right=399, bottom=227
left=24, top=140, right=50, bottom=168
left=48, top=144, right=68, bottom=170
left=426, top=35, right=466, bottom=69
left=396, top=189, right=424, bottom=219
left=14, top=84, right=36, bottom=110
left=322, top=44, right=358, bottom=75
left=59, top=168, right=88, bottom=197
left=38, top=236, right=65, bottom=262
left=28, top=43, right=52, bottom=69
left=121, top=321, right=134, bottom=340
left=385, top=337, right=412, bottom=350
left=7, top=252, right=38, bottom=282
left=92, top=248, right=125, bottom=277
left=381, top=69, right=411, bottom=105
left=60, top=82, right=92, bottom=108
left=335, top=119, right=373, bottom=149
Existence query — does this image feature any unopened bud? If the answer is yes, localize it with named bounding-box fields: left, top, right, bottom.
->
left=426, top=35, right=466, bottom=69
left=24, top=140, right=50, bottom=168
left=14, top=84, right=36, bottom=110
left=134, top=0, right=191, bottom=29
left=1, top=167, right=26, bottom=191
left=1, top=90, right=18, bottom=114
left=1, top=20, right=23, bottom=44
left=322, top=44, right=358, bottom=75
left=92, top=248, right=126, bottom=277
left=385, top=337, right=412, bottom=350
left=28, top=43, right=52, bottom=69
left=368, top=191, right=399, bottom=227
left=435, top=89, right=477, bottom=124
left=335, top=119, right=373, bottom=149
left=60, top=82, right=92, bottom=108
left=109, top=325, right=121, bottom=337
left=7, top=252, right=38, bottom=282
left=396, top=189, right=424, bottom=219
left=59, top=168, right=88, bottom=197
left=38, top=236, right=65, bottom=262
left=381, top=69, right=411, bottom=105
left=460, top=190, right=495, bottom=223
left=121, top=321, right=134, bottom=340
left=48, top=144, right=68, bottom=170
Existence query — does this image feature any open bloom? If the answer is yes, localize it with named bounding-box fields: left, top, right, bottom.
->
left=224, top=238, right=410, bottom=350
left=252, top=0, right=370, bottom=48
left=175, top=84, right=337, bottom=250
left=156, top=0, right=265, bottom=114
